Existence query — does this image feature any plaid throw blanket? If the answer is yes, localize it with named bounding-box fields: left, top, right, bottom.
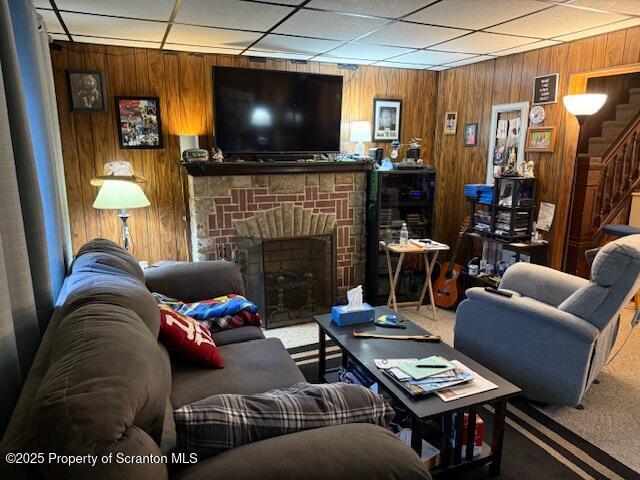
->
left=174, top=382, right=394, bottom=453
left=153, top=293, right=261, bottom=331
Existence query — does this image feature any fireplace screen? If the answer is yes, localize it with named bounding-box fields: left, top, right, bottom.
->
left=237, top=233, right=336, bottom=329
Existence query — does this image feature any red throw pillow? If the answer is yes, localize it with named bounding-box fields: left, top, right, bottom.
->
left=158, top=304, right=224, bottom=368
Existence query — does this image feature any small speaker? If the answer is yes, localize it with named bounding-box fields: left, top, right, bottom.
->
left=406, top=148, right=420, bottom=160
left=368, top=147, right=384, bottom=163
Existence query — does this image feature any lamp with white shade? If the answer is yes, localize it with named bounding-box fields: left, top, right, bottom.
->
left=350, top=121, right=372, bottom=156
left=92, top=162, right=150, bottom=250
left=561, top=93, right=608, bottom=272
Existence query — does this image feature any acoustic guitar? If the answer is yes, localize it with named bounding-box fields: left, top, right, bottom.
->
left=433, top=217, right=470, bottom=309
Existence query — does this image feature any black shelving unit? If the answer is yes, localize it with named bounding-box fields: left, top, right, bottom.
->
left=365, top=168, right=436, bottom=305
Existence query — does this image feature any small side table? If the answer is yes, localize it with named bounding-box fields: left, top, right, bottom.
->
left=381, top=241, right=449, bottom=320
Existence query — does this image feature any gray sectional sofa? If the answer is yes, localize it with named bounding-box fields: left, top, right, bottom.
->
left=1, top=239, right=430, bottom=480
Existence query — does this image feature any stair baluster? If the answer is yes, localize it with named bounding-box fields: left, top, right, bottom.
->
left=628, top=132, right=636, bottom=187
left=619, top=144, right=627, bottom=199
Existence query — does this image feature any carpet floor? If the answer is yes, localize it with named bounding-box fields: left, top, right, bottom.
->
left=266, top=305, right=640, bottom=479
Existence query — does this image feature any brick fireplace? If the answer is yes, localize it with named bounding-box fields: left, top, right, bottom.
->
left=187, top=168, right=367, bottom=313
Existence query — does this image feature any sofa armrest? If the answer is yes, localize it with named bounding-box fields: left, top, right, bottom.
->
left=144, top=261, right=245, bottom=302
left=499, top=262, right=589, bottom=306
left=172, top=424, right=430, bottom=480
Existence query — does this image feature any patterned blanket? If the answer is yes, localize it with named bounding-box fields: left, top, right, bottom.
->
left=174, top=382, right=394, bottom=453
left=153, top=293, right=261, bottom=331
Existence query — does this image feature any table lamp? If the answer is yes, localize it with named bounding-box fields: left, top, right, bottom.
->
left=92, top=162, right=150, bottom=250
left=561, top=93, right=607, bottom=271
left=350, top=121, right=372, bottom=156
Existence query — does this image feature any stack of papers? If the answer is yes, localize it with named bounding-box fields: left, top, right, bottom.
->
left=409, top=239, right=448, bottom=250
left=397, top=356, right=456, bottom=380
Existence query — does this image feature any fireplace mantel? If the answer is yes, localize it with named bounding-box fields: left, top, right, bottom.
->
left=183, top=160, right=372, bottom=176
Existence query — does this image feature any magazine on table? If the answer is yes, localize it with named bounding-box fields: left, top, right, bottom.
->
left=382, top=365, right=473, bottom=398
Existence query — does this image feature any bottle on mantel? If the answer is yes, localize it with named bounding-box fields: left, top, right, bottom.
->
left=399, top=223, right=409, bottom=246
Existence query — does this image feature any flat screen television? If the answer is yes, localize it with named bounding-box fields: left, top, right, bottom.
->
left=213, top=66, right=343, bottom=155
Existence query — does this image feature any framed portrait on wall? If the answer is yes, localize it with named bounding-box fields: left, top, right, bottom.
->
left=66, top=70, right=105, bottom=112
left=444, top=111, right=458, bottom=135
left=464, top=123, right=478, bottom=146
left=372, top=98, right=401, bottom=141
left=526, top=126, right=556, bottom=152
left=115, top=96, right=163, bottom=149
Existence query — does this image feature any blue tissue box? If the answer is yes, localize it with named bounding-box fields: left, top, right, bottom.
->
left=331, top=303, right=375, bottom=326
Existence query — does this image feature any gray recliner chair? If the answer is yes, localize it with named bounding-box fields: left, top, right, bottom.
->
left=454, top=235, right=640, bottom=406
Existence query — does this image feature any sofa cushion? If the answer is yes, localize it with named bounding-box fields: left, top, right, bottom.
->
left=159, top=304, right=224, bottom=368
left=211, top=325, right=264, bottom=346
left=145, top=260, right=245, bottom=302
left=171, top=338, right=305, bottom=408
left=74, top=238, right=145, bottom=282
left=174, top=382, right=394, bottom=454
left=172, top=424, right=431, bottom=480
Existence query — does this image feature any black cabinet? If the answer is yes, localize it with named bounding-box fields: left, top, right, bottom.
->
left=365, top=168, right=436, bottom=305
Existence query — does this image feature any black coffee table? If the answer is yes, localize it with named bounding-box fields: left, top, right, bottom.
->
left=314, top=306, right=521, bottom=478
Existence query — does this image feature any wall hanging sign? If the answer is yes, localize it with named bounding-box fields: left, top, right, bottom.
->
left=115, top=96, right=163, bottom=149
left=486, top=102, right=529, bottom=185
left=372, top=98, right=402, bottom=141
left=533, top=73, right=558, bottom=105
left=443, top=111, right=458, bottom=135
left=66, top=70, right=106, bottom=112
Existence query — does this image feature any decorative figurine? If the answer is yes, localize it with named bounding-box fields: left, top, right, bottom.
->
left=211, top=147, right=224, bottom=162
left=500, top=146, right=520, bottom=177
left=518, top=158, right=535, bottom=178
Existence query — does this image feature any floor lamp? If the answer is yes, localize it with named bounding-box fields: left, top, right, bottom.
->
left=93, top=179, right=150, bottom=250
left=561, top=93, right=608, bottom=272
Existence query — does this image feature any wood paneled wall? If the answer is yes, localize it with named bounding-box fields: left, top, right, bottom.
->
left=433, top=25, right=640, bottom=269
left=51, top=42, right=438, bottom=262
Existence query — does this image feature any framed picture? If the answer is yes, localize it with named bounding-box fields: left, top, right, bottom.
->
left=66, top=70, right=105, bottom=112
left=526, top=126, right=556, bottom=152
left=372, top=98, right=401, bottom=141
left=444, top=111, right=457, bottom=135
left=464, top=123, right=478, bottom=146
left=115, top=96, right=163, bottom=149
left=486, top=102, right=529, bottom=184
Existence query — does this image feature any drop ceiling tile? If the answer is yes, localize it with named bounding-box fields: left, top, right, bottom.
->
left=37, top=8, right=64, bottom=33
left=374, top=61, right=430, bottom=69
left=55, top=0, right=174, bottom=21
left=274, top=9, right=387, bottom=41
left=166, top=24, right=262, bottom=48
left=442, top=55, right=495, bottom=67
left=328, top=43, right=415, bottom=60
left=306, top=0, right=427, bottom=19
left=252, top=34, right=342, bottom=54
left=175, top=0, right=294, bottom=31
left=313, top=56, right=375, bottom=65
left=487, top=5, right=628, bottom=39
left=33, top=0, right=52, bottom=7
left=360, top=21, right=468, bottom=49
left=243, top=50, right=313, bottom=60
left=405, top=0, right=549, bottom=30
left=569, top=0, right=640, bottom=16
left=163, top=43, right=243, bottom=55
left=60, top=12, right=167, bottom=41
left=492, top=39, right=561, bottom=56
left=436, top=32, right=535, bottom=55
left=71, top=35, right=161, bottom=48
left=392, top=49, right=475, bottom=64
left=553, top=18, right=640, bottom=41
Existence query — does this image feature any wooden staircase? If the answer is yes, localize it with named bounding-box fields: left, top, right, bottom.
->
left=567, top=88, right=640, bottom=277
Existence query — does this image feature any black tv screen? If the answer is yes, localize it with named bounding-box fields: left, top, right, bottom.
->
left=213, top=67, right=343, bottom=155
